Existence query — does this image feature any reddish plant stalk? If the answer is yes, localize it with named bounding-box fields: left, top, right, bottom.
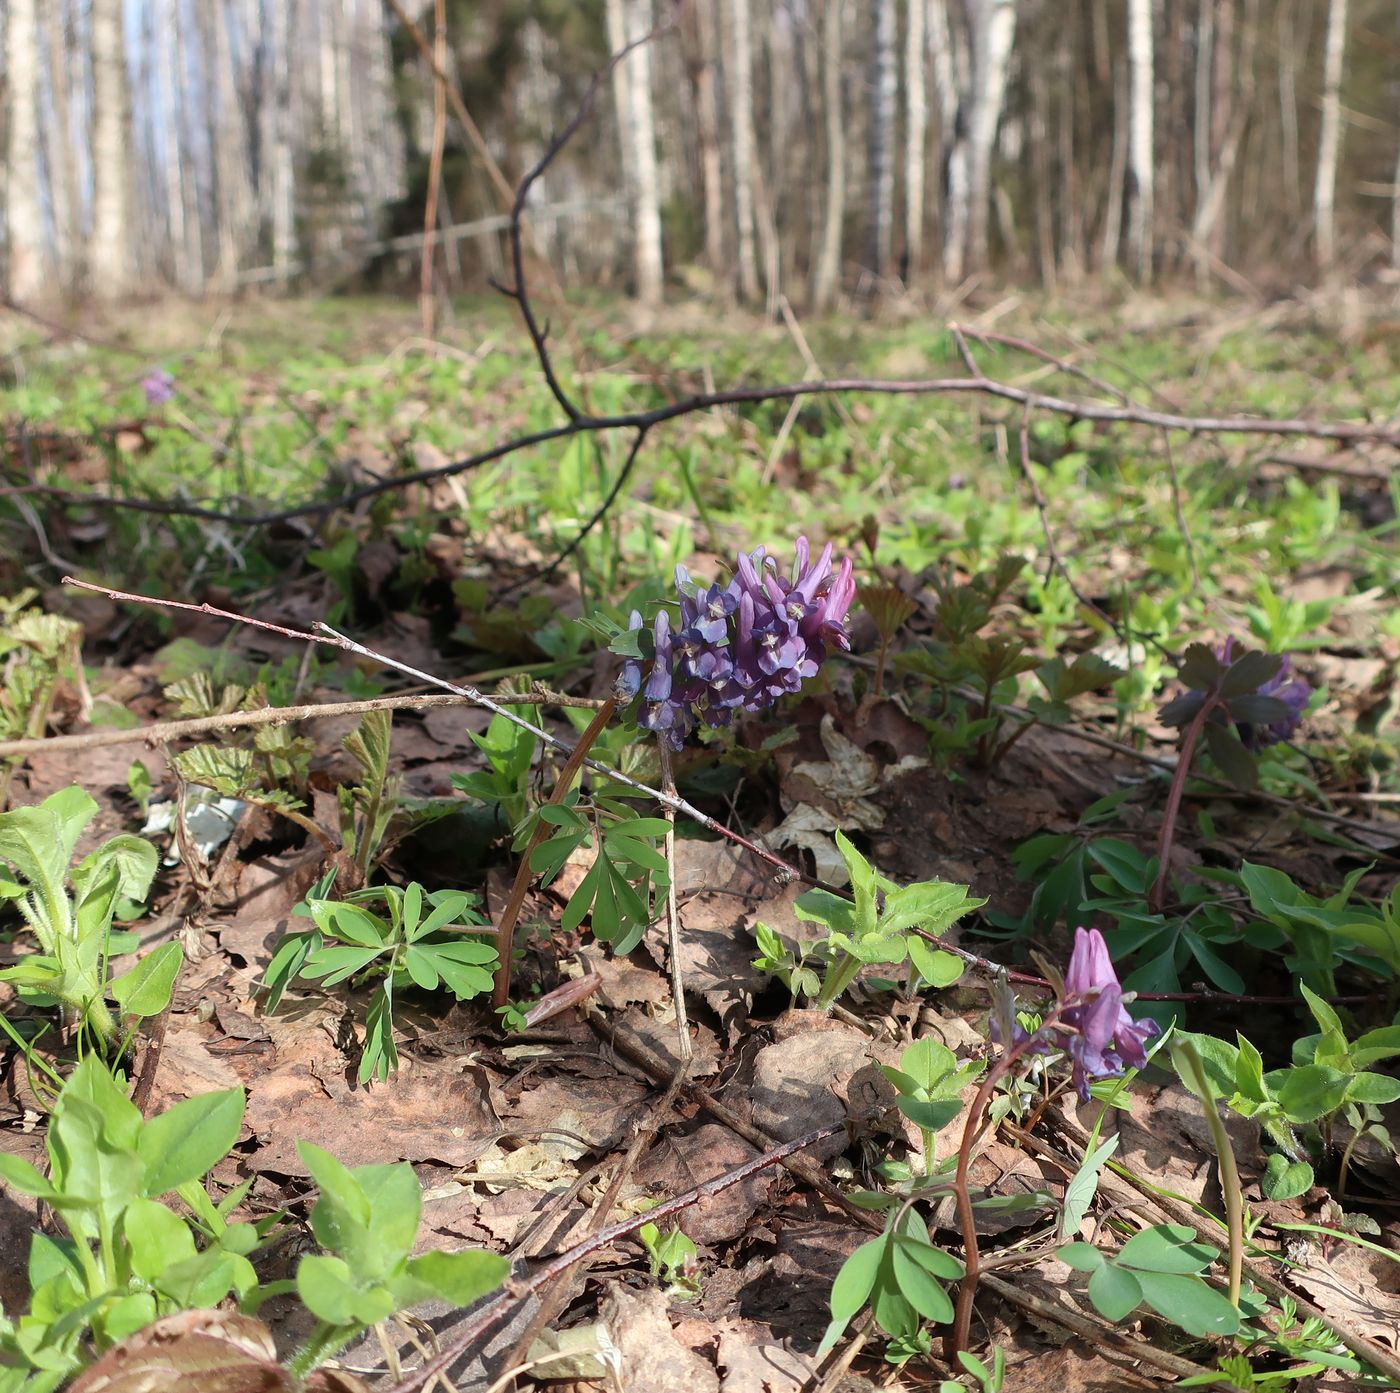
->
left=1149, top=694, right=1219, bottom=912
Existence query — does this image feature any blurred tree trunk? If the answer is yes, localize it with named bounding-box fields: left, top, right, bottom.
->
left=607, top=0, right=664, bottom=303
left=1101, top=56, right=1126, bottom=269
left=266, top=0, right=297, bottom=277
left=728, top=0, right=761, bottom=301
left=1126, top=0, right=1154, bottom=279
left=45, top=0, right=83, bottom=293
left=944, top=0, right=1017, bottom=281
left=5, top=0, right=46, bottom=303
left=867, top=0, right=897, bottom=277
left=1314, top=0, right=1348, bottom=270
left=905, top=0, right=928, bottom=281
left=811, top=0, right=846, bottom=309
left=90, top=0, right=135, bottom=295
left=686, top=0, right=727, bottom=278
left=204, top=0, right=256, bottom=289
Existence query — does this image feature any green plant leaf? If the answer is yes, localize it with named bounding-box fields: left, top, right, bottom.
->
left=816, top=1235, right=885, bottom=1356
left=1057, top=1242, right=1105, bottom=1273
left=1133, top=1269, right=1241, bottom=1337
left=1088, top=1261, right=1143, bottom=1322
left=1060, top=1133, right=1120, bottom=1239
left=1117, top=1225, right=1216, bottom=1275
left=1261, top=1155, right=1314, bottom=1200
left=123, top=1196, right=197, bottom=1280
left=110, top=941, right=183, bottom=1018
left=890, top=1238, right=955, bottom=1324
left=400, top=1249, right=511, bottom=1307
left=139, top=1087, right=245, bottom=1197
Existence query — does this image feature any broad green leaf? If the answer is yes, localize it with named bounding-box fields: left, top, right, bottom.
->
left=1133, top=1270, right=1241, bottom=1337
left=308, top=901, right=388, bottom=948
left=1172, top=1033, right=1238, bottom=1100
left=400, top=1249, right=510, bottom=1308
left=300, top=1142, right=372, bottom=1253
left=906, top=936, right=964, bottom=988
left=1271, top=1063, right=1352, bottom=1123
left=896, top=1097, right=964, bottom=1132
left=139, top=1087, right=245, bottom=1197
left=111, top=940, right=183, bottom=1018
left=72, top=834, right=158, bottom=908
left=890, top=1235, right=963, bottom=1280
left=1088, top=1261, right=1143, bottom=1322
left=0, top=1152, right=63, bottom=1201
left=1117, top=1225, right=1216, bottom=1275
left=1057, top=1242, right=1105, bottom=1273
left=297, top=1252, right=393, bottom=1327
left=1349, top=1026, right=1400, bottom=1068
left=1346, top=1072, right=1400, bottom=1106
left=123, top=1196, right=197, bottom=1280
left=816, top=1236, right=885, bottom=1356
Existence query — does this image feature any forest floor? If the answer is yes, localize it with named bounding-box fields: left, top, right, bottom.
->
left=1, top=290, right=1399, bottom=1392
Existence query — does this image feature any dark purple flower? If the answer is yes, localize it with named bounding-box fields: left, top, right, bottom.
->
left=1213, top=638, right=1310, bottom=750
left=617, top=537, right=856, bottom=749
left=142, top=369, right=175, bottom=407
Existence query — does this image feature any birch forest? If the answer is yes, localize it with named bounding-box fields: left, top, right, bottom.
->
left=4, top=0, right=1400, bottom=307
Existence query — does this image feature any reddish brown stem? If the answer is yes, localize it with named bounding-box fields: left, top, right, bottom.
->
left=1149, top=694, right=1218, bottom=911
left=491, top=696, right=617, bottom=1008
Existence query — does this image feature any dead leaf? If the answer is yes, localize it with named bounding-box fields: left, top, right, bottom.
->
left=599, top=1285, right=720, bottom=1393
left=637, top=1125, right=774, bottom=1246
left=714, top=1319, right=818, bottom=1393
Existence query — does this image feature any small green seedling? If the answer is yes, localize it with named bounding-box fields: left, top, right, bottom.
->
left=940, top=1346, right=1006, bottom=1393
left=755, top=832, right=977, bottom=1010
left=262, top=881, right=498, bottom=1083
left=638, top=1222, right=699, bottom=1299
left=0, top=785, right=171, bottom=1045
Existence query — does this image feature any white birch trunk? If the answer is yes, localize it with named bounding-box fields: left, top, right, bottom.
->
left=44, top=0, right=82, bottom=292
left=625, top=0, right=664, bottom=303
left=904, top=0, right=928, bottom=279
left=1314, top=0, right=1348, bottom=270
left=692, top=0, right=727, bottom=275
left=728, top=0, right=761, bottom=302
left=90, top=0, right=135, bottom=294
left=811, top=0, right=846, bottom=309
left=1126, top=0, right=1154, bottom=280
left=266, top=0, right=297, bottom=277
left=945, top=0, right=1016, bottom=281
left=5, top=0, right=46, bottom=302
left=206, top=0, right=255, bottom=288
left=867, top=0, right=897, bottom=277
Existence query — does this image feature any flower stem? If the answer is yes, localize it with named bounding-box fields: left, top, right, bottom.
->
left=491, top=696, right=617, bottom=1008
left=1149, top=695, right=1217, bottom=912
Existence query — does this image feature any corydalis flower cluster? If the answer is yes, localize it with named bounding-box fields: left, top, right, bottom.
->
left=618, top=538, right=855, bottom=751
left=992, top=928, right=1159, bottom=1101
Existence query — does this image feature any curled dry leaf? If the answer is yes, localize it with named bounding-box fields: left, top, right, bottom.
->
left=67, top=1310, right=372, bottom=1393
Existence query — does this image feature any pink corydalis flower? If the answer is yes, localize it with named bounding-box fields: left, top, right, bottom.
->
left=142, top=369, right=175, bottom=407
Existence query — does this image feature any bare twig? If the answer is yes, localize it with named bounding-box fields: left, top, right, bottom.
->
left=382, top=1121, right=840, bottom=1393
left=0, top=691, right=605, bottom=761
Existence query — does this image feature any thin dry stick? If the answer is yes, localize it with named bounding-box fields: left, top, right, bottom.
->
left=489, top=696, right=617, bottom=1008
left=657, top=741, right=691, bottom=1064
left=0, top=690, right=605, bottom=761
left=382, top=1122, right=841, bottom=1393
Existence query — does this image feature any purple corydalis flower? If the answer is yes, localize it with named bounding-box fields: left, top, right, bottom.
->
left=1055, top=928, right=1159, bottom=1100
left=992, top=928, right=1159, bottom=1101
left=142, top=369, right=175, bottom=407
left=618, top=537, right=856, bottom=751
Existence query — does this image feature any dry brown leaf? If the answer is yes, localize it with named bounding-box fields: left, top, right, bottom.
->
left=599, top=1285, right=720, bottom=1393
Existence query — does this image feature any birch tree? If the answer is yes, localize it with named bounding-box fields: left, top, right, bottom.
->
left=728, top=0, right=761, bottom=302
left=5, top=0, right=46, bottom=302
left=944, top=0, right=1017, bottom=281
left=607, top=0, right=664, bottom=303
left=1314, top=0, right=1349, bottom=270
left=905, top=0, right=929, bottom=280
left=811, top=0, right=846, bottom=309
left=44, top=0, right=83, bottom=291
left=1126, top=0, right=1154, bottom=279
left=90, top=0, right=135, bottom=295
left=867, top=0, right=898, bottom=277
